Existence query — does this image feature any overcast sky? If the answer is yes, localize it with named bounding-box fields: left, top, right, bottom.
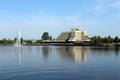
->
left=0, top=0, right=120, bottom=39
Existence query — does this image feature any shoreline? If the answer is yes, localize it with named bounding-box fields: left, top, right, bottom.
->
left=0, top=42, right=120, bottom=47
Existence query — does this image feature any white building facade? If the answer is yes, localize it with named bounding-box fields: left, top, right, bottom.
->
left=56, top=29, right=89, bottom=42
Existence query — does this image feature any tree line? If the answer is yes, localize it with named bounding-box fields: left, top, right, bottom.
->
left=91, top=36, right=120, bottom=43
left=0, top=32, right=120, bottom=44
left=0, top=38, right=14, bottom=44
left=0, top=32, right=52, bottom=45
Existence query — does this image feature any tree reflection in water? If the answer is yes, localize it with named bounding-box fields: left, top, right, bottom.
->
left=90, top=46, right=120, bottom=57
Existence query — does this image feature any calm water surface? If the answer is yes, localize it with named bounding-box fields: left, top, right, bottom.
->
left=0, top=46, right=120, bottom=80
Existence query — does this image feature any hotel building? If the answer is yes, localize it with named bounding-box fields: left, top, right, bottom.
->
left=56, top=29, right=89, bottom=42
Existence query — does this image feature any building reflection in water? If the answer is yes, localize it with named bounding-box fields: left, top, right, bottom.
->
left=57, top=46, right=88, bottom=63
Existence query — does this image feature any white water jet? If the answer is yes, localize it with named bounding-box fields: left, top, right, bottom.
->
left=15, top=31, right=22, bottom=47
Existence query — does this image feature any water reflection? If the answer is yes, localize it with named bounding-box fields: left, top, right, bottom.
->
left=114, top=47, right=120, bottom=56
left=41, top=46, right=52, bottom=62
left=41, top=46, right=49, bottom=58
left=1, top=46, right=120, bottom=80
left=15, top=47, right=22, bottom=65
left=90, top=47, right=120, bottom=57
left=57, top=46, right=88, bottom=63
left=14, top=46, right=120, bottom=66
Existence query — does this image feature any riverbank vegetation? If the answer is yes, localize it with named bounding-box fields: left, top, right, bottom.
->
left=91, top=36, right=120, bottom=43
left=0, top=32, right=120, bottom=45
left=0, top=38, right=14, bottom=44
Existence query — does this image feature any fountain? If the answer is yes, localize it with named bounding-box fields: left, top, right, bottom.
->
left=15, top=31, right=22, bottom=47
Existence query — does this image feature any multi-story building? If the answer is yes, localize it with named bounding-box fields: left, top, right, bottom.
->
left=56, top=28, right=89, bottom=42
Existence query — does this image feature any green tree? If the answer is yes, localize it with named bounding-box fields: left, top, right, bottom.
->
left=97, top=36, right=102, bottom=42
left=21, top=38, right=23, bottom=44
left=25, top=40, right=32, bottom=44
left=91, top=36, right=114, bottom=43
left=107, top=36, right=114, bottom=43
left=49, top=35, right=52, bottom=40
left=28, top=40, right=32, bottom=44
left=114, top=36, right=119, bottom=43
left=2, top=38, right=7, bottom=44
left=41, top=32, right=49, bottom=40
left=91, top=36, right=97, bottom=42
left=36, top=40, right=41, bottom=43
left=14, top=37, right=17, bottom=43
left=102, top=36, right=110, bottom=43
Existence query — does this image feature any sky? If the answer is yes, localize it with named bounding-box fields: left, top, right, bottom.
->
left=0, top=0, right=120, bottom=39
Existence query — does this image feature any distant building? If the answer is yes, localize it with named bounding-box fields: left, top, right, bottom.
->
left=56, top=28, right=89, bottom=42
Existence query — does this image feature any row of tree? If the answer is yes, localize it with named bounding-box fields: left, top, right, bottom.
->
left=91, top=36, right=120, bottom=43
left=0, top=38, right=14, bottom=44
left=0, top=38, right=42, bottom=45
left=0, top=32, right=52, bottom=44
left=0, top=32, right=119, bottom=44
